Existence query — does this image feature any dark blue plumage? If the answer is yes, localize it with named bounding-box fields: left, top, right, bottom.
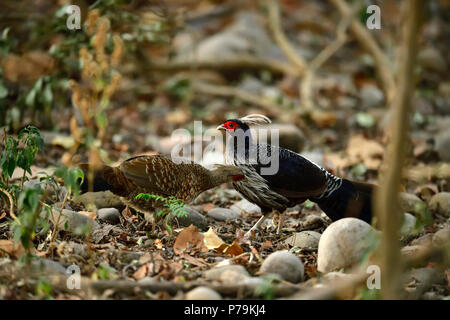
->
left=218, top=115, right=374, bottom=235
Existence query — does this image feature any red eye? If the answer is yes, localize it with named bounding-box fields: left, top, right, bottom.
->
left=226, top=121, right=237, bottom=130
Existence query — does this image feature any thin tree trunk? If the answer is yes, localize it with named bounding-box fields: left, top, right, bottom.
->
left=374, top=0, right=424, bottom=300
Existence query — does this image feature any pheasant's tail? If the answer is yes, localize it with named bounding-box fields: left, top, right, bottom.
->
left=78, top=163, right=124, bottom=194
left=313, top=179, right=374, bottom=224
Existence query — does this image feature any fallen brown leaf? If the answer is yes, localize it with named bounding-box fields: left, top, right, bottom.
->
left=203, top=203, right=215, bottom=212
left=173, top=225, right=208, bottom=255
left=133, top=263, right=149, bottom=280
left=203, top=228, right=225, bottom=250
left=223, top=241, right=244, bottom=256
left=0, top=239, right=25, bottom=259
left=154, top=238, right=164, bottom=250
left=325, top=134, right=384, bottom=171
left=79, top=210, right=97, bottom=219
left=203, top=228, right=244, bottom=256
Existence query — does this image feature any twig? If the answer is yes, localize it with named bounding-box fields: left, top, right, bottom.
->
left=300, top=9, right=354, bottom=112
left=266, top=0, right=354, bottom=113
left=89, top=279, right=300, bottom=297
left=286, top=241, right=449, bottom=300
left=309, top=14, right=352, bottom=71
left=145, top=56, right=297, bottom=76
left=191, top=81, right=283, bottom=114
left=265, top=0, right=308, bottom=77
left=0, top=187, right=19, bottom=223
left=50, top=189, right=70, bottom=243
left=373, top=0, right=424, bottom=299
left=329, top=0, right=396, bottom=104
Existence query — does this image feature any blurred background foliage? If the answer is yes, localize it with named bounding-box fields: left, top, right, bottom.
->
left=0, top=0, right=448, bottom=181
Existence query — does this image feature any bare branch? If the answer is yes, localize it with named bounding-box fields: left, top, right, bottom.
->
left=191, top=81, right=283, bottom=114
left=144, top=56, right=297, bottom=76
left=329, top=0, right=396, bottom=104
left=265, top=0, right=308, bottom=76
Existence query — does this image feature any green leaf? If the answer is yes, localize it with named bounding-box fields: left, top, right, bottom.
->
left=43, top=84, right=53, bottom=106
left=25, top=88, right=37, bottom=107
left=0, top=82, right=8, bottom=98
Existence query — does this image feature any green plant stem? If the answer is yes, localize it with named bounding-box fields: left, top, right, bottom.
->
left=20, top=170, right=26, bottom=189
left=50, top=188, right=70, bottom=243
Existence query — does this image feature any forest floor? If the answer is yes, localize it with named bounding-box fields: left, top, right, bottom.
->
left=0, top=0, right=449, bottom=300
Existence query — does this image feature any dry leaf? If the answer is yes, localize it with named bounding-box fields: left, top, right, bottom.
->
left=79, top=211, right=97, bottom=219
left=165, top=110, right=190, bottom=125
left=154, top=238, right=163, bottom=250
left=133, top=263, right=149, bottom=280
left=121, top=206, right=136, bottom=222
left=325, top=134, right=384, bottom=171
left=310, top=110, right=337, bottom=128
left=260, top=239, right=272, bottom=251
left=203, top=228, right=225, bottom=250
left=139, top=253, right=152, bottom=264
left=180, top=253, right=207, bottom=267
left=347, top=135, right=383, bottom=170
left=0, top=240, right=25, bottom=259
left=203, top=228, right=244, bottom=256
left=223, top=241, right=244, bottom=256
left=203, top=203, right=215, bottom=212
left=173, top=225, right=208, bottom=255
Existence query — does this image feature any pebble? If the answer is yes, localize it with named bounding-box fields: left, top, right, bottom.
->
left=30, top=258, right=66, bottom=275
left=72, top=191, right=123, bottom=210
left=432, top=227, right=450, bottom=246
left=435, top=131, right=450, bottom=162
left=97, top=208, right=120, bottom=224
left=410, top=233, right=434, bottom=247
left=401, top=245, right=426, bottom=258
left=185, top=287, right=222, bottom=300
left=207, top=208, right=240, bottom=221
left=359, top=84, right=384, bottom=109
left=172, top=206, right=208, bottom=230
left=204, top=265, right=250, bottom=281
left=400, top=213, right=422, bottom=237
left=258, top=123, right=305, bottom=152
left=428, top=192, right=450, bottom=217
left=285, top=231, right=321, bottom=250
left=230, top=199, right=261, bottom=215
left=403, top=268, right=443, bottom=298
left=45, top=208, right=100, bottom=234
left=399, top=193, right=427, bottom=216
left=317, top=218, right=378, bottom=273
left=302, top=215, right=327, bottom=229
left=417, top=47, right=447, bottom=72
left=259, top=250, right=304, bottom=283
left=175, top=12, right=278, bottom=63
left=23, top=179, right=67, bottom=201
left=219, top=270, right=250, bottom=283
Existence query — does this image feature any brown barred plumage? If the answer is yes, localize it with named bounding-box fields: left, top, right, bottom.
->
left=79, top=155, right=244, bottom=214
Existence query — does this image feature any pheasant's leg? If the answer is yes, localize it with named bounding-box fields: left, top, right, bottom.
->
left=244, top=212, right=271, bottom=239
left=276, top=211, right=285, bottom=235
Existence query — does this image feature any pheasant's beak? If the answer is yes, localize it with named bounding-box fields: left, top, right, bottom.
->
left=216, top=124, right=226, bottom=131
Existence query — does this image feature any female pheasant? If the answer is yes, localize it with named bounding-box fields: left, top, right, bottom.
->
left=79, top=154, right=244, bottom=215
left=217, top=114, right=374, bottom=237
